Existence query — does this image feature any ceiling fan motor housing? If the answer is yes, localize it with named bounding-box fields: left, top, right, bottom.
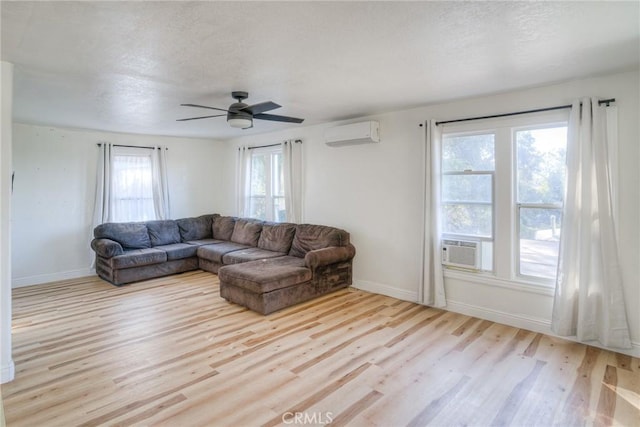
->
left=227, top=101, right=252, bottom=122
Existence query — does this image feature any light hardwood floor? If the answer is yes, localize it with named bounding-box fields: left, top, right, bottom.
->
left=1, top=271, right=639, bottom=426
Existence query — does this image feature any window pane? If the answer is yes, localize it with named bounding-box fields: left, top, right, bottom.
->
left=250, top=155, right=266, bottom=196
left=111, top=154, right=155, bottom=222
left=249, top=196, right=266, bottom=220
left=273, top=196, right=286, bottom=222
left=442, top=174, right=492, bottom=203
left=443, top=204, right=492, bottom=237
left=516, top=127, right=567, bottom=204
left=249, top=150, right=288, bottom=222
left=519, top=207, right=562, bottom=280
left=442, top=134, right=495, bottom=172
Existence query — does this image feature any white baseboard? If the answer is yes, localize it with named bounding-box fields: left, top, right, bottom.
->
left=352, top=279, right=418, bottom=303
left=444, top=299, right=552, bottom=334
left=1, top=359, right=15, bottom=384
left=12, top=268, right=94, bottom=288
left=444, top=298, right=640, bottom=358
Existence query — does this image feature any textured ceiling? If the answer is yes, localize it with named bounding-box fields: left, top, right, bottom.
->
left=2, top=1, right=639, bottom=139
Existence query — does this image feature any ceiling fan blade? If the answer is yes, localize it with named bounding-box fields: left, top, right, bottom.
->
left=240, top=101, right=281, bottom=115
left=254, top=113, right=304, bottom=124
left=176, top=114, right=226, bottom=121
left=180, top=103, right=229, bottom=113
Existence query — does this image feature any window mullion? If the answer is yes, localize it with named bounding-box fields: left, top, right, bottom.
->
left=517, top=202, right=563, bottom=209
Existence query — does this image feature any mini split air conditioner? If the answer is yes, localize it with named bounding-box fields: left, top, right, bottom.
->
left=442, top=239, right=481, bottom=270
left=324, top=121, right=380, bottom=147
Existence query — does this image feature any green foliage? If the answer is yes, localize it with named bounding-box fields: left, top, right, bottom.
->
left=441, top=128, right=567, bottom=240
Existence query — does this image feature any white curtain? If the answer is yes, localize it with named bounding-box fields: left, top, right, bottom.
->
left=92, top=142, right=113, bottom=227
left=422, top=120, right=446, bottom=307
left=111, top=152, right=153, bottom=222
left=236, top=146, right=251, bottom=217
left=90, top=142, right=113, bottom=267
left=282, top=139, right=303, bottom=223
left=151, top=146, right=170, bottom=220
left=90, top=144, right=170, bottom=266
left=551, top=98, right=631, bottom=349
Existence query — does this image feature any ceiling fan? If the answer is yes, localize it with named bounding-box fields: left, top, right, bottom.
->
left=177, top=91, right=304, bottom=129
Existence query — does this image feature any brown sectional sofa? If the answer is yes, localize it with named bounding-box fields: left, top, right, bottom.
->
left=91, top=214, right=356, bottom=314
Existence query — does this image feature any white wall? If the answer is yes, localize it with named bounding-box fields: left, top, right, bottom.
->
left=11, top=124, right=226, bottom=287
left=223, top=69, right=640, bottom=354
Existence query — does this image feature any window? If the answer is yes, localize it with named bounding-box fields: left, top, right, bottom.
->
left=440, top=114, right=568, bottom=284
left=111, top=147, right=156, bottom=222
left=441, top=133, right=495, bottom=270
left=248, top=146, right=286, bottom=222
left=515, top=127, right=567, bottom=280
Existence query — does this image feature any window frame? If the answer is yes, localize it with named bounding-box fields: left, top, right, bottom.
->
left=439, top=111, right=569, bottom=287
left=440, top=130, right=497, bottom=272
left=110, top=146, right=156, bottom=223
left=512, top=123, right=568, bottom=283
left=248, top=145, right=285, bottom=222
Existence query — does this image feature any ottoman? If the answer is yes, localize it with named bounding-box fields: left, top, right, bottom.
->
left=218, top=256, right=314, bottom=315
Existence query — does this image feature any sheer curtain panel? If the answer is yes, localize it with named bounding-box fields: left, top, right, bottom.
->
left=90, top=142, right=113, bottom=267
left=282, top=139, right=303, bottom=223
left=91, top=143, right=170, bottom=231
left=92, top=142, right=113, bottom=227
left=236, top=146, right=251, bottom=218
left=551, top=98, right=631, bottom=349
left=422, top=120, right=446, bottom=307
left=151, top=147, right=170, bottom=220
left=111, top=149, right=155, bottom=222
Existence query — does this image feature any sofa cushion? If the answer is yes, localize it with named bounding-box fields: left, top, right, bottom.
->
left=218, top=256, right=311, bottom=294
left=185, top=238, right=225, bottom=246
left=212, top=216, right=237, bottom=240
left=222, top=247, right=286, bottom=264
left=94, top=222, right=151, bottom=249
left=197, top=242, right=251, bottom=263
left=176, top=214, right=217, bottom=242
left=110, top=248, right=166, bottom=269
left=230, top=219, right=263, bottom=246
left=289, top=224, right=350, bottom=258
left=258, top=222, right=296, bottom=253
left=155, top=243, right=199, bottom=260
left=146, top=220, right=181, bottom=246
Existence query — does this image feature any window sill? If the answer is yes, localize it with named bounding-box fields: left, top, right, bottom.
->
left=443, top=268, right=555, bottom=297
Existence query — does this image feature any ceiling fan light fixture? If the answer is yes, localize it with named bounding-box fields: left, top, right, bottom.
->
left=228, top=117, right=252, bottom=129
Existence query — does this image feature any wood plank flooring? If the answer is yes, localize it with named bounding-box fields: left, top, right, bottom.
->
left=2, top=270, right=639, bottom=426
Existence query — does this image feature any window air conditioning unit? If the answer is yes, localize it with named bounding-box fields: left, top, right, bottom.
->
left=442, top=239, right=481, bottom=269
left=324, top=121, right=380, bottom=147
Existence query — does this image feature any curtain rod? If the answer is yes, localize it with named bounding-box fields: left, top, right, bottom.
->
left=245, top=139, right=302, bottom=150
left=435, top=98, right=616, bottom=126
left=96, top=143, right=167, bottom=150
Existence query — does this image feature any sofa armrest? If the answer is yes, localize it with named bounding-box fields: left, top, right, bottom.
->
left=91, top=238, right=124, bottom=258
left=304, top=244, right=356, bottom=269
